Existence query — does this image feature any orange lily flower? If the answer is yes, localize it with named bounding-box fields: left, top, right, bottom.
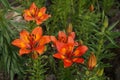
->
left=11, top=27, right=51, bottom=56
left=23, top=2, right=51, bottom=25
left=51, top=31, right=77, bottom=47
left=53, top=37, right=88, bottom=68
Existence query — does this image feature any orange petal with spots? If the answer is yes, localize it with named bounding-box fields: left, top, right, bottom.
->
left=32, top=26, right=42, bottom=41
left=58, top=31, right=67, bottom=42
left=23, top=10, right=34, bottom=21
left=29, top=2, right=38, bottom=14
left=20, top=30, right=29, bottom=43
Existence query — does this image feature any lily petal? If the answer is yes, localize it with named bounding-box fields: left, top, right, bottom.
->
left=36, top=14, right=51, bottom=25
left=35, top=45, right=45, bottom=55
left=32, top=27, right=42, bottom=41
left=72, top=58, right=84, bottom=64
left=73, top=45, right=88, bottom=57
left=68, top=32, right=75, bottom=39
left=67, top=36, right=75, bottom=44
left=12, top=39, right=27, bottom=48
left=20, top=30, right=29, bottom=43
left=23, top=10, right=34, bottom=21
left=39, top=7, right=46, bottom=14
left=30, top=2, right=38, bottom=14
left=53, top=53, right=65, bottom=59
left=58, top=31, right=67, bottom=42
left=55, top=41, right=65, bottom=52
left=19, top=48, right=31, bottom=56
left=63, top=59, right=72, bottom=68
left=39, top=36, right=51, bottom=45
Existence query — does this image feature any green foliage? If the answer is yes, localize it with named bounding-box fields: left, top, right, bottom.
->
left=0, top=10, right=23, bottom=80
left=26, top=55, right=47, bottom=80
left=0, top=0, right=120, bottom=80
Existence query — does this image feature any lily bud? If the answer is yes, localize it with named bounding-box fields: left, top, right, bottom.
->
left=96, top=68, right=104, bottom=76
left=67, top=23, right=73, bottom=35
left=89, top=4, right=94, bottom=12
left=87, top=52, right=97, bottom=70
left=32, top=52, right=39, bottom=59
left=103, top=16, right=108, bottom=28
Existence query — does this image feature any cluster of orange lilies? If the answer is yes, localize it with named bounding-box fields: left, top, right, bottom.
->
left=12, top=2, right=89, bottom=68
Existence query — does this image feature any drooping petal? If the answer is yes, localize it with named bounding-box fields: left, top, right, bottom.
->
left=72, top=58, right=84, bottom=64
left=39, top=36, right=51, bottom=45
left=35, top=45, right=45, bottom=55
left=53, top=53, right=65, bottom=59
left=63, top=59, right=73, bottom=68
left=32, top=27, right=42, bottom=41
left=19, top=48, right=31, bottom=56
left=73, top=45, right=88, bottom=57
left=20, top=30, right=29, bottom=43
left=12, top=39, right=27, bottom=48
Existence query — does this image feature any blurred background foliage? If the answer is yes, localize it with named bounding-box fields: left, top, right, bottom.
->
left=0, top=0, right=120, bottom=80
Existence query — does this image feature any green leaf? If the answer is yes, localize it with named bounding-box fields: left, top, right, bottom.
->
left=105, top=34, right=118, bottom=47
left=107, top=21, right=119, bottom=31
left=0, top=0, right=11, bottom=9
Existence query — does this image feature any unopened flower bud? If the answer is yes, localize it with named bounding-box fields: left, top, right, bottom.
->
left=103, top=16, right=108, bottom=28
left=96, top=68, right=104, bottom=76
left=67, top=23, right=73, bottom=35
left=87, top=52, right=97, bottom=70
left=32, top=52, right=38, bottom=59
left=89, top=4, right=94, bottom=12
